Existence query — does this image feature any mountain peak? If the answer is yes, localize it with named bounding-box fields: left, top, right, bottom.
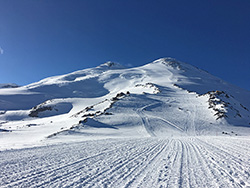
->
left=153, top=57, right=178, bottom=63
left=98, top=61, right=125, bottom=69
left=151, top=57, right=182, bottom=69
left=0, top=83, right=19, bottom=89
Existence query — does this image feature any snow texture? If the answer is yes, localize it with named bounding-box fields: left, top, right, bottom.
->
left=1, top=137, right=250, bottom=187
left=0, top=58, right=250, bottom=187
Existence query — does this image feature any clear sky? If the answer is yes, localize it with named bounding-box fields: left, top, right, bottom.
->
left=0, top=0, right=250, bottom=90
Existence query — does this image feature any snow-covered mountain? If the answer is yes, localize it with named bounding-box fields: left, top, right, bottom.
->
left=0, top=58, right=250, bottom=149
left=0, top=83, right=19, bottom=89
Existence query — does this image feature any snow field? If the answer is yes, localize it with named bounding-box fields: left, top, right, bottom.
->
left=1, top=58, right=250, bottom=188
left=0, top=136, right=249, bottom=188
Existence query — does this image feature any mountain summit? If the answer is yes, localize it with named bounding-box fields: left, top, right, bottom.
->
left=98, top=61, right=125, bottom=69
left=0, top=58, right=250, bottom=149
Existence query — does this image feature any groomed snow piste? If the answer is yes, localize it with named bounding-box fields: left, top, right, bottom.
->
left=1, top=137, right=250, bottom=187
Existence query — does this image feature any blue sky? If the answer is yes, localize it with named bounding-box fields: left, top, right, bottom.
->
left=0, top=0, right=250, bottom=90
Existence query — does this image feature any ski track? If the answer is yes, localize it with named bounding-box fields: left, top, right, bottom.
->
left=0, top=137, right=250, bottom=188
left=136, top=102, right=184, bottom=136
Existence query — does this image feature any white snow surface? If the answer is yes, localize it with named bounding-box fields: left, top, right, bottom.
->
left=1, top=137, right=250, bottom=187
left=0, top=58, right=250, bottom=149
left=0, top=58, right=250, bottom=187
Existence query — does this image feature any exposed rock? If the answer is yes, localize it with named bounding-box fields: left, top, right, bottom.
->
left=29, top=106, right=53, bottom=117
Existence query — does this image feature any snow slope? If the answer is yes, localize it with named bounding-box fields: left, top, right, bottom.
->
left=1, top=137, right=250, bottom=187
left=0, top=58, right=250, bottom=149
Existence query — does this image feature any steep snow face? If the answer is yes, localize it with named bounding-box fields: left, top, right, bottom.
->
left=0, top=58, right=250, bottom=149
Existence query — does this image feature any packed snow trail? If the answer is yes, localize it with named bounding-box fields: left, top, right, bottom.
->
left=1, top=136, right=250, bottom=188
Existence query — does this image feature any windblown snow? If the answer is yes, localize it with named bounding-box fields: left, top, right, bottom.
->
left=0, top=58, right=250, bottom=187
